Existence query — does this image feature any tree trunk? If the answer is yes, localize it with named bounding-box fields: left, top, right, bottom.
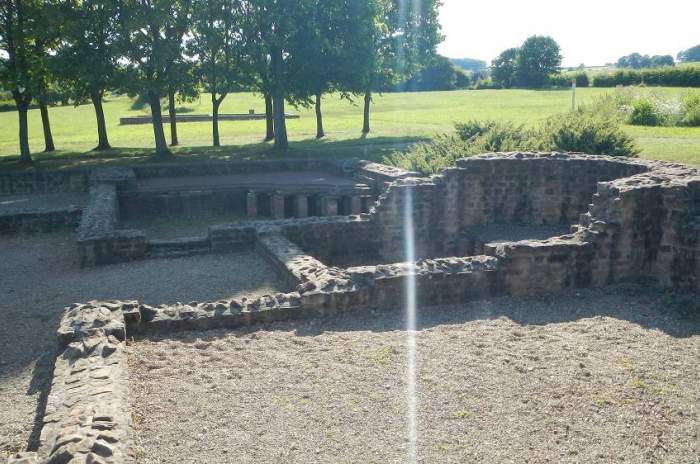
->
left=148, top=91, right=171, bottom=157
left=270, top=47, right=288, bottom=150
left=212, top=94, right=221, bottom=147
left=315, top=93, right=325, bottom=139
left=39, top=101, right=55, bottom=152
left=264, top=93, right=274, bottom=141
left=91, top=91, right=111, bottom=150
left=168, top=89, right=178, bottom=146
left=362, top=89, right=371, bottom=135
left=17, top=105, right=32, bottom=164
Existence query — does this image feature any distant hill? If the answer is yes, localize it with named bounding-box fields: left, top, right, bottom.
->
left=449, top=58, right=487, bottom=72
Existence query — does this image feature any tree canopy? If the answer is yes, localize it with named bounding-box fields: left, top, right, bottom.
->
left=617, top=53, right=675, bottom=69
left=678, top=45, right=700, bottom=63
left=1, top=0, right=442, bottom=160
left=490, top=36, right=562, bottom=89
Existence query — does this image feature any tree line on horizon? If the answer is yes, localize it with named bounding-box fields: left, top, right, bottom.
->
left=0, top=0, right=442, bottom=164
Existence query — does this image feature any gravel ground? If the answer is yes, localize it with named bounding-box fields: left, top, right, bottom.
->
left=0, top=193, right=87, bottom=215
left=0, top=232, right=286, bottom=457
left=130, top=287, right=700, bottom=464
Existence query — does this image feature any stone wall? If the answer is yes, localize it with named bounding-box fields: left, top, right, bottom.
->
left=0, top=207, right=82, bottom=235
left=373, top=153, right=650, bottom=262
left=77, top=173, right=147, bottom=267
left=0, top=170, right=89, bottom=195
left=128, top=159, right=342, bottom=180
left=577, top=167, right=700, bottom=292
left=37, top=302, right=136, bottom=464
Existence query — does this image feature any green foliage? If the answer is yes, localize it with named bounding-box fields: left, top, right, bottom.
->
left=548, top=72, right=589, bottom=88
left=617, top=53, right=675, bottom=69
left=449, top=58, right=487, bottom=73
left=383, top=134, right=469, bottom=175
left=491, top=48, right=518, bottom=89
left=400, top=55, right=470, bottom=91
left=592, top=66, right=700, bottom=87
left=677, top=44, right=700, bottom=63
left=515, top=35, right=562, bottom=88
left=679, top=92, right=700, bottom=126
left=491, top=36, right=563, bottom=89
left=473, top=78, right=501, bottom=90
left=628, top=98, right=665, bottom=126
left=386, top=111, right=638, bottom=174
left=543, top=112, right=639, bottom=157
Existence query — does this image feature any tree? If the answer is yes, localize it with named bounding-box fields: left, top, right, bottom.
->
left=291, top=0, right=366, bottom=139
left=56, top=0, right=122, bottom=151
left=359, top=0, right=442, bottom=134
left=400, top=55, right=468, bottom=91
left=118, top=0, right=192, bottom=157
left=617, top=53, right=674, bottom=69
left=678, top=44, right=700, bottom=63
left=31, top=0, right=64, bottom=153
left=246, top=0, right=319, bottom=150
left=450, top=57, right=486, bottom=73
left=515, top=35, right=561, bottom=88
left=491, top=47, right=518, bottom=88
left=189, top=0, right=249, bottom=147
left=0, top=0, right=42, bottom=163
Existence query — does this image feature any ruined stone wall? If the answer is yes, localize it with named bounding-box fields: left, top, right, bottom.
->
left=0, top=170, right=89, bottom=195
left=77, top=173, right=147, bottom=267
left=38, top=302, right=136, bottom=464
left=0, top=208, right=82, bottom=234
left=579, top=167, right=700, bottom=292
left=373, top=153, right=650, bottom=262
left=283, top=217, right=379, bottom=264
left=128, top=159, right=342, bottom=180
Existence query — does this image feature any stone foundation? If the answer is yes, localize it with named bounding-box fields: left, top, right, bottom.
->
left=18, top=152, right=699, bottom=464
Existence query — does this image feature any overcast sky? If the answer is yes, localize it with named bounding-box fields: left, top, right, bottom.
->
left=437, top=0, right=700, bottom=67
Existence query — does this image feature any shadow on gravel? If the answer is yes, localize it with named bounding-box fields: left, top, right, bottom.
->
left=146, top=284, right=700, bottom=346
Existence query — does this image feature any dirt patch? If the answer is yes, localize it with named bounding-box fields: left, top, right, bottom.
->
left=129, top=287, right=699, bottom=463
left=0, top=232, right=286, bottom=457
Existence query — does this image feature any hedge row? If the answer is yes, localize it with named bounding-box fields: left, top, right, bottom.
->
left=592, top=67, right=700, bottom=88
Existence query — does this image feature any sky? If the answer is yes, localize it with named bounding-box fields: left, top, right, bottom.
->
left=437, top=0, right=700, bottom=67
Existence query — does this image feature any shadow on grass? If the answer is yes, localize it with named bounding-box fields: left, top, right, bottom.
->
left=0, top=135, right=427, bottom=172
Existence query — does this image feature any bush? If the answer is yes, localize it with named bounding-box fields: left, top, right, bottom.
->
left=680, top=92, right=700, bottom=126
left=592, top=66, right=700, bottom=87
left=548, top=72, right=589, bottom=88
left=473, top=78, right=501, bottom=90
left=383, top=135, right=471, bottom=175
left=542, top=112, right=639, bottom=156
left=628, top=98, right=665, bottom=126
left=385, top=113, right=638, bottom=174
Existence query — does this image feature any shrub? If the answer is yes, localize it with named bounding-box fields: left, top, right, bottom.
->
left=384, top=135, right=472, bottom=175
left=592, top=66, right=700, bottom=87
left=548, top=72, right=589, bottom=88
left=628, top=98, right=665, bottom=126
left=385, top=113, right=638, bottom=175
left=542, top=112, right=639, bottom=156
left=680, top=92, right=700, bottom=126
left=473, top=78, right=501, bottom=90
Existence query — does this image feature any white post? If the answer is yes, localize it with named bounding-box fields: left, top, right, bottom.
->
left=571, top=79, right=577, bottom=112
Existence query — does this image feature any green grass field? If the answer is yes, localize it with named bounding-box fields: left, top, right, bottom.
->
left=0, top=87, right=698, bottom=170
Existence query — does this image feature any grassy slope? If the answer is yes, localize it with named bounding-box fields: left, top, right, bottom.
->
left=0, top=87, right=698, bottom=170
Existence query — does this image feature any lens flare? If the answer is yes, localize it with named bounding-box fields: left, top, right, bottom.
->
left=403, top=185, right=418, bottom=463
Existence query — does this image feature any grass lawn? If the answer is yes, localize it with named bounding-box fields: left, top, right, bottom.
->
left=0, top=88, right=698, bottom=170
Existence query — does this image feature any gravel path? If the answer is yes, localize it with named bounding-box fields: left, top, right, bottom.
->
left=130, top=287, right=700, bottom=464
left=0, top=232, right=286, bottom=457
